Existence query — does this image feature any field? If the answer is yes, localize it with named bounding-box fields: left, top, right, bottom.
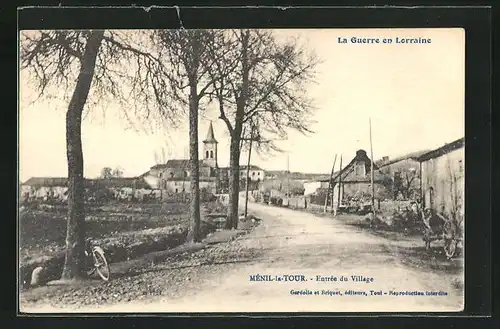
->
left=19, top=200, right=226, bottom=287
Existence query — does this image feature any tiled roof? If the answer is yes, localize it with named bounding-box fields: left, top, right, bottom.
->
left=377, top=150, right=430, bottom=168
left=87, top=177, right=151, bottom=189
left=151, top=159, right=211, bottom=169
left=328, top=150, right=377, bottom=182
left=240, top=165, right=264, bottom=171
left=417, top=137, right=465, bottom=162
left=22, top=177, right=68, bottom=187
left=23, top=177, right=151, bottom=189
left=168, top=177, right=216, bottom=182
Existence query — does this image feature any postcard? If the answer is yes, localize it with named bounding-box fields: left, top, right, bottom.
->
left=18, top=27, right=465, bottom=313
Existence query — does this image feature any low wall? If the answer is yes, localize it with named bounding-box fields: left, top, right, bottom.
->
left=282, top=196, right=308, bottom=209
left=378, top=200, right=414, bottom=214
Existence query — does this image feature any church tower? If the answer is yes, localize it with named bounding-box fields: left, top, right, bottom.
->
left=202, top=121, right=218, bottom=168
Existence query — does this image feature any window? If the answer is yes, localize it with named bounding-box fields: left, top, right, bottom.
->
left=258, top=172, right=260, bottom=176
left=252, top=172, right=255, bottom=176
left=206, top=151, right=209, bottom=159
left=354, top=164, right=365, bottom=177
left=429, top=187, right=434, bottom=209
left=458, top=160, right=463, bottom=172
left=184, top=171, right=188, bottom=177
left=175, top=188, right=178, bottom=193
left=210, top=150, right=214, bottom=158
left=159, top=173, right=163, bottom=178
left=170, top=172, right=174, bottom=178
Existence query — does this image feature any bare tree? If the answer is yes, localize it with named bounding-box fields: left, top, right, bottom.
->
left=100, top=167, right=113, bottom=179
left=393, top=168, right=419, bottom=200
left=207, top=29, right=320, bottom=229
left=112, top=167, right=124, bottom=178
left=151, top=29, right=229, bottom=242
left=20, top=30, right=175, bottom=280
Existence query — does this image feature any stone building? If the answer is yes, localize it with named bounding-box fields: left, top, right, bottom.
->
left=418, top=137, right=464, bottom=220
left=376, top=150, right=429, bottom=200
left=330, top=150, right=392, bottom=206
left=145, top=122, right=221, bottom=194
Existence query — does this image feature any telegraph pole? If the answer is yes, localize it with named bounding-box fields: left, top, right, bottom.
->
left=337, top=155, right=343, bottom=213
left=324, top=154, right=337, bottom=213
left=287, top=154, right=290, bottom=196
left=241, top=121, right=271, bottom=217
left=369, top=118, right=375, bottom=213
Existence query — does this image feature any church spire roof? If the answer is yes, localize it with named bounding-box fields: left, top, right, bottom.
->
left=203, top=121, right=218, bottom=144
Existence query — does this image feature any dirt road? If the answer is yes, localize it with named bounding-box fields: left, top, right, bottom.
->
left=21, top=201, right=463, bottom=313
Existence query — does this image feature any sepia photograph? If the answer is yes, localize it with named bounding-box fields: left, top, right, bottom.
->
left=18, top=27, right=465, bottom=313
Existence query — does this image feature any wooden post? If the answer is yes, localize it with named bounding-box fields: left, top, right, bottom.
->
left=337, top=155, right=343, bottom=212
left=160, top=178, right=163, bottom=201
left=419, top=161, right=423, bottom=208
left=324, top=154, right=337, bottom=213
left=369, top=118, right=375, bottom=213
left=287, top=154, right=290, bottom=197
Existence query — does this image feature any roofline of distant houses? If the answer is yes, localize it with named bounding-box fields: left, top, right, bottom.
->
left=314, top=137, right=464, bottom=183
left=22, top=176, right=145, bottom=186
left=150, top=164, right=265, bottom=171
left=417, top=137, right=464, bottom=162
left=376, top=155, right=421, bottom=168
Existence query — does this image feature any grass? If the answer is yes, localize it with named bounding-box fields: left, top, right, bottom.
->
left=19, top=200, right=229, bottom=288
left=18, top=201, right=219, bottom=265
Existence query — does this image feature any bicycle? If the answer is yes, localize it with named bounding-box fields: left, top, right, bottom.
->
left=85, top=238, right=110, bottom=281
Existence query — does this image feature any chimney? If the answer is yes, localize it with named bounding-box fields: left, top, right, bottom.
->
left=382, top=156, right=389, bottom=162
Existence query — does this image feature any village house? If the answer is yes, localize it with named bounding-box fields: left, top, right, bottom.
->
left=376, top=150, right=429, bottom=200
left=239, top=165, right=265, bottom=182
left=330, top=150, right=392, bottom=207
left=303, top=176, right=330, bottom=196
left=418, top=137, right=464, bottom=221
left=217, top=165, right=266, bottom=193
left=21, top=176, right=152, bottom=202
left=21, top=177, right=69, bottom=202
left=258, top=176, right=306, bottom=197
left=143, top=122, right=221, bottom=195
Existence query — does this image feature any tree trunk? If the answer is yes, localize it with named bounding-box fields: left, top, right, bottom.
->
left=244, top=133, right=253, bottom=218
left=227, top=30, right=250, bottom=229
left=226, top=136, right=241, bottom=229
left=61, top=30, right=104, bottom=280
left=186, top=85, right=201, bottom=243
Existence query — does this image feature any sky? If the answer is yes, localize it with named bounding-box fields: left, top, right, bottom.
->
left=19, top=28, right=465, bottom=182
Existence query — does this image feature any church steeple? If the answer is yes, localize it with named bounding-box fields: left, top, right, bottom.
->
left=204, top=121, right=218, bottom=144
left=202, top=121, right=218, bottom=167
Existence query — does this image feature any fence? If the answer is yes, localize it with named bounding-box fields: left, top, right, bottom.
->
left=215, top=193, right=229, bottom=206
left=282, top=196, right=308, bottom=209
left=378, top=200, right=414, bottom=214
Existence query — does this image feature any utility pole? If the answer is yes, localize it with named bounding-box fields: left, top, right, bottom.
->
left=287, top=154, right=290, bottom=196
left=369, top=118, right=375, bottom=214
left=240, top=122, right=272, bottom=214
left=337, top=155, right=343, bottom=214
left=241, top=121, right=270, bottom=217
left=324, top=154, right=337, bottom=213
